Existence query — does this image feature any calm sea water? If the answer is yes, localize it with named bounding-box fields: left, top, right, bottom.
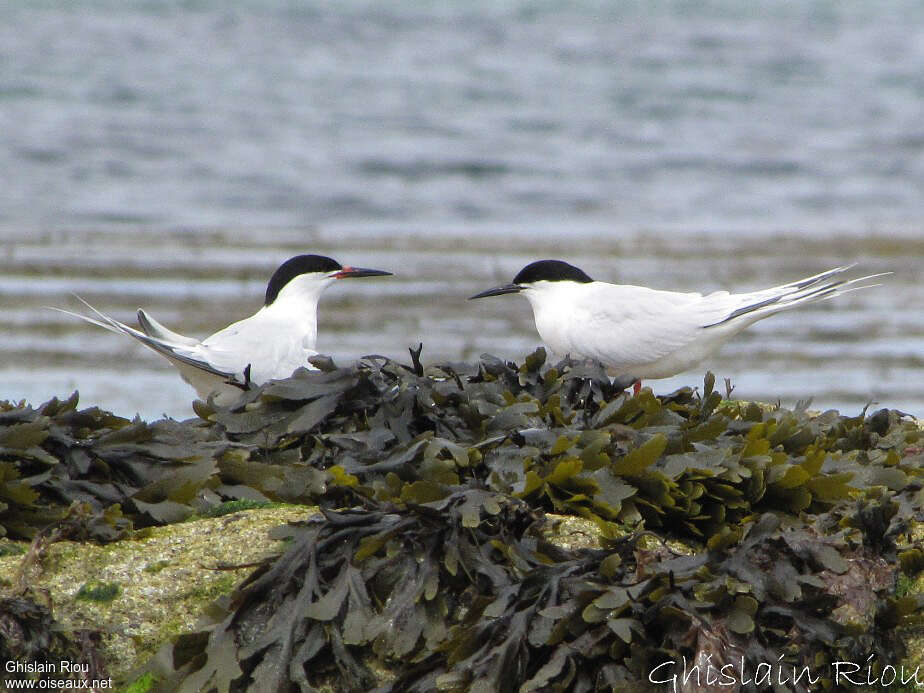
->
left=1, top=1, right=922, bottom=419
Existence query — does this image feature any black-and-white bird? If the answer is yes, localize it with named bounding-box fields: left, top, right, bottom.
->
left=54, top=254, right=392, bottom=405
left=470, top=260, right=886, bottom=392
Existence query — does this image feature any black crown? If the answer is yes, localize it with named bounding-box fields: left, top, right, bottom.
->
left=512, top=260, right=593, bottom=285
left=265, top=255, right=342, bottom=305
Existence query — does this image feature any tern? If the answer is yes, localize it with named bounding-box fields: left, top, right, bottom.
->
left=470, top=260, right=886, bottom=393
left=54, top=254, right=392, bottom=405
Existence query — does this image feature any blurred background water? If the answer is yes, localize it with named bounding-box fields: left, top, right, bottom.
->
left=1, top=0, right=922, bottom=420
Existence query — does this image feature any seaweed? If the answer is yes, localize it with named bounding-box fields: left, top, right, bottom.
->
left=0, top=592, right=107, bottom=687
left=1, top=349, right=922, bottom=690
left=148, top=494, right=919, bottom=692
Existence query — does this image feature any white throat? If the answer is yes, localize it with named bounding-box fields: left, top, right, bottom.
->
left=262, top=275, right=334, bottom=349
left=521, top=281, right=588, bottom=355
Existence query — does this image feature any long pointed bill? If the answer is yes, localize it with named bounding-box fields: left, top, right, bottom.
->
left=333, top=266, right=393, bottom=279
left=469, top=283, right=524, bottom=299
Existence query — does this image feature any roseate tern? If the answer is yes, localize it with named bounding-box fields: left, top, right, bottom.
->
left=471, top=260, right=886, bottom=394
left=54, top=254, right=392, bottom=405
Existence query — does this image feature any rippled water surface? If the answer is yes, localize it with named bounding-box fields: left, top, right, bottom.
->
left=3, top=228, right=920, bottom=420
left=1, top=1, right=922, bottom=418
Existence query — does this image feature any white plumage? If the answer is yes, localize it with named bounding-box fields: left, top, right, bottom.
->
left=471, top=261, right=886, bottom=383
left=53, top=254, right=391, bottom=405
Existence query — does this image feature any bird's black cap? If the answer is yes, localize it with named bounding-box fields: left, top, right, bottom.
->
left=469, top=259, right=594, bottom=300
left=512, top=260, right=594, bottom=285
left=263, top=255, right=343, bottom=306
left=264, top=255, right=342, bottom=305
left=264, top=254, right=392, bottom=305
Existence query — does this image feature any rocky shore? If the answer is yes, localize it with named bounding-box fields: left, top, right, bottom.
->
left=1, top=351, right=921, bottom=691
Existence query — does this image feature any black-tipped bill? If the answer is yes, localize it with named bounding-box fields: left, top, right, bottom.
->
left=469, top=283, right=524, bottom=300
left=333, top=266, right=393, bottom=279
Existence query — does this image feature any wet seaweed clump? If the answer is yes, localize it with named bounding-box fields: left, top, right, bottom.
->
left=0, top=592, right=107, bottom=687
left=1, top=349, right=923, bottom=690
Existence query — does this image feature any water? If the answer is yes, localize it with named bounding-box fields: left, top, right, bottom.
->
left=3, top=227, right=918, bottom=420
left=1, top=2, right=922, bottom=419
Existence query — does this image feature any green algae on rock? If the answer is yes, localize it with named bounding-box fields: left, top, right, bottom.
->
left=0, top=506, right=311, bottom=685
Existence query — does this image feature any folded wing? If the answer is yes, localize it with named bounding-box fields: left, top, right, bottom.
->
left=51, top=297, right=241, bottom=383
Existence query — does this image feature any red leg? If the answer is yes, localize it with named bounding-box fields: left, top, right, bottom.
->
left=633, top=380, right=641, bottom=395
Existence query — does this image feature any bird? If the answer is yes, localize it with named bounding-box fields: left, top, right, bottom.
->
left=470, top=260, right=887, bottom=394
left=53, top=254, right=392, bottom=405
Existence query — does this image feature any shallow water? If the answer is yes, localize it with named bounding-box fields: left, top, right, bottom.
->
left=2, top=228, right=919, bottom=420
left=1, top=2, right=922, bottom=418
